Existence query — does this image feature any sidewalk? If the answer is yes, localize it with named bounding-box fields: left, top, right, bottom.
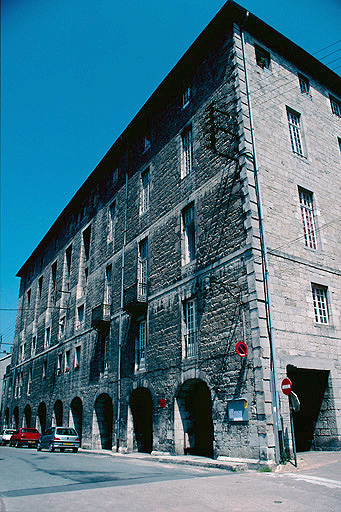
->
left=79, top=447, right=341, bottom=473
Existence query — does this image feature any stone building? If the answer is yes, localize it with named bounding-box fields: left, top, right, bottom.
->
left=1, top=1, right=340, bottom=462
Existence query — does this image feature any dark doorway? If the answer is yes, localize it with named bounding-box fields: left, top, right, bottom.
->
left=287, top=367, right=330, bottom=452
left=129, top=388, right=153, bottom=453
left=24, top=405, right=32, bottom=427
left=54, top=400, right=63, bottom=426
left=93, top=394, right=113, bottom=449
left=71, top=397, right=83, bottom=444
left=13, top=406, right=19, bottom=430
left=37, top=402, right=47, bottom=433
left=177, top=379, right=214, bottom=458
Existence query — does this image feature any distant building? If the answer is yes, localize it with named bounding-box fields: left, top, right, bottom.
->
left=1, top=1, right=340, bottom=462
left=0, top=353, right=12, bottom=418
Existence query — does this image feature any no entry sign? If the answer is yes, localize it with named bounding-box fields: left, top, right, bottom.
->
left=281, top=377, right=292, bottom=396
left=235, top=341, right=248, bottom=358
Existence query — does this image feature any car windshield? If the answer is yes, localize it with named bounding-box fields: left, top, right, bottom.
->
left=56, top=428, right=77, bottom=436
left=22, top=428, right=39, bottom=433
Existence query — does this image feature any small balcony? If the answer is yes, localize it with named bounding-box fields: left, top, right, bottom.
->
left=91, top=303, right=111, bottom=331
left=123, top=282, right=147, bottom=314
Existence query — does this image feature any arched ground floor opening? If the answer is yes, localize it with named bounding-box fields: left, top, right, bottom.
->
left=52, top=400, right=63, bottom=426
left=70, top=397, right=83, bottom=444
left=92, top=394, right=113, bottom=450
left=174, top=379, right=214, bottom=458
left=23, top=404, right=32, bottom=427
left=37, top=402, right=47, bottom=434
left=129, top=387, right=153, bottom=454
left=13, top=406, right=19, bottom=430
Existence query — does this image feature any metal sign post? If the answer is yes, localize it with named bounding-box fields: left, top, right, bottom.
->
left=289, top=391, right=300, bottom=468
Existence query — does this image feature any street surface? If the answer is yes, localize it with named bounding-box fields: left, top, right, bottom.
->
left=1, top=446, right=340, bottom=511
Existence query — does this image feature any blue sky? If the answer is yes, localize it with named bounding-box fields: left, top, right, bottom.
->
left=1, top=0, right=340, bottom=351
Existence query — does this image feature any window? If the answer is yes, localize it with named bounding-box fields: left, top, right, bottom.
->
left=182, top=204, right=196, bottom=265
left=44, top=326, right=51, bottom=348
left=59, top=316, right=65, bottom=339
left=330, top=95, right=341, bottom=117
left=107, top=200, right=117, bottom=243
left=104, top=265, right=112, bottom=311
left=42, top=360, right=47, bottom=379
left=57, top=353, right=62, bottom=375
left=338, top=137, right=341, bottom=154
left=75, top=345, right=81, bottom=369
left=299, top=188, right=317, bottom=249
left=298, top=74, right=310, bottom=95
left=77, top=304, right=85, bottom=330
left=51, top=261, right=57, bottom=305
left=184, top=299, right=197, bottom=357
left=181, top=126, right=193, bottom=178
left=112, top=167, right=119, bottom=186
left=78, top=227, right=91, bottom=297
left=27, top=368, right=32, bottom=395
left=64, top=245, right=72, bottom=291
left=38, top=276, right=43, bottom=299
left=182, top=85, right=191, bottom=108
left=138, top=238, right=148, bottom=300
left=143, top=132, right=151, bottom=152
left=19, top=343, right=25, bottom=363
left=65, top=350, right=70, bottom=373
left=255, top=45, right=270, bottom=69
left=83, top=226, right=91, bottom=262
left=31, top=335, right=37, bottom=356
left=287, top=108, right=304, bottom=156
left=140, top=168, right=150, bottom=214
left=135, top=318, right=146, bottom=371
left=312, top=285, right=329, bottom=324
left=27, top=289, right=31, bottom=307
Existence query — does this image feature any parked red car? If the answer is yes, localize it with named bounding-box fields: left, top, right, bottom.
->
left=9, top=428, right=40, bottom=448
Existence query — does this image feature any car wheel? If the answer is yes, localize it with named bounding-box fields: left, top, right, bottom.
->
left=37, top=444, right=42, bottom=451
left=16, top=441, right=21, bottom=448
left=60, top=448, right=65, bottom=453
left=48, top=443, right=55, bottom=452
left=73, top=448, right=78, bottom=453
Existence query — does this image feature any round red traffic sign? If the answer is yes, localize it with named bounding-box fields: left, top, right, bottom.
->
left=281, top=377, right=292, bottom=396
left=235, top=341, right=248, bottom=358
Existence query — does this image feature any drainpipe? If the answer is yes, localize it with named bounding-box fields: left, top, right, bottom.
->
left=116, top=171, right=128, bottom=451
left=239, top=14, right=282, bottom=463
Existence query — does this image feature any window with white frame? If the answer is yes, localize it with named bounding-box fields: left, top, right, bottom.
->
left=299, top=188, right=317, bottom=249
left=329, top=95, right=341, bottom=117
left=42, top=360, right=47, bottom=379
left=65, top=350, right=71, bottom=373
left=107, top=200, right=117, bottom=243
left=138, top=238, right=148, bottom=300
left=77, top=304, right=85, bottom=330
left=182, top=85, right=191, bottom=108
left=312, top=285, right=329, bottom=324
left=57, top=353, right=62, bottom=375
left=298, top=74, right=310, bottom=95
left=181, top=126, right=193, bottom=178
left=31, top=335, right=37, bottom=356
left=184, top=299, right=197, bottom=357
left=59, top=316, right=66, bottom=339
left=287, top=108, right=304, bottom=156
left=140, top=168, right=150, bottom=214
left=18, top=343, right=25, bottom=363
left=135, top=318, right=146, bottom=371
left=75, top=345, right=81, bottom=370
left=44, top=326, right=51, bottom=348
left=255, top=45, right=270, bottom=69
left=182, top=203, right=196, bottom=265
left=27, top=368, right=32, bottom=395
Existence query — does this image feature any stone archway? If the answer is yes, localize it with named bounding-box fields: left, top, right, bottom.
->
left=52, top=400, right=63, bottom=426
left=92, top=394, right=113, bottom=450
left=174, top=379, right=214, bottom=458
left=13, top=406, right=20, bottom=430
left=23, top=404, right=32, bottom=427
left=70, top=397, right=83, bottom=444
left=37, top=402, right=47, bottom=433
left=129, top=387, right=153, bottom=454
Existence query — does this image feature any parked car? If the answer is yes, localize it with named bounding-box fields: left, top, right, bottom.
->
left=9, top=428, right=40, bottom=448
left=0, top=429, right=16, bottom=446
left=37, top=426, right=80, bottom=453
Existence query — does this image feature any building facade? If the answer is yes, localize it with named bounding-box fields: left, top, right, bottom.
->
left=1, top=1, right=340, bottom=461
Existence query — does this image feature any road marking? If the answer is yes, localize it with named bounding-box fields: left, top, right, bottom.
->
left=273, top=473, right=341, bottom=489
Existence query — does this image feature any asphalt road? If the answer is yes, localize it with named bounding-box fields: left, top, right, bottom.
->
left=1, top=446, right=340, bottom=512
